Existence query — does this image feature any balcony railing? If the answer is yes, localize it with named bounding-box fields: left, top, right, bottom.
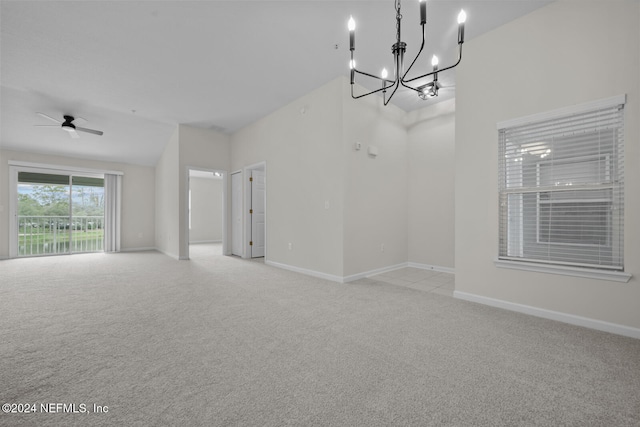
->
left=18, top=215, right=104, bottom=256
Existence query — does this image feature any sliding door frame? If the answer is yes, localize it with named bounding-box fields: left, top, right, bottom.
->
left=8, top=161, right=122, bottom=259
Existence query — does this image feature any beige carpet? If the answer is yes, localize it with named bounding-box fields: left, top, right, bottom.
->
left=1, top=247, right=639, bottom=426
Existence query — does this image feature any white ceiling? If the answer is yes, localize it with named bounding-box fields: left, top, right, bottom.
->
left=0, top=0, right=551, bottom=166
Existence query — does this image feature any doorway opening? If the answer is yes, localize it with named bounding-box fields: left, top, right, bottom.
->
left=185, top=167, right=227, bottom=260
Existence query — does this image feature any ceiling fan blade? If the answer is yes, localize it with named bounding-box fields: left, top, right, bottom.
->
left=34, top=125, right=61, bottom=128
left=74, top=117, right=88, bottom=125
left=37, top=112, right=61, bottom=124
left=68, top=129, right=80, bottom=139
left=76, top=126, right=104, bottom=136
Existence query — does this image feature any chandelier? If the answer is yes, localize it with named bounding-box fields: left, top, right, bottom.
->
left=348, top=0, right=466, bottom=105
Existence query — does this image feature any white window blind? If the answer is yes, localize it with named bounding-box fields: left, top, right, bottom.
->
left=498, top=99, right=625, bottom=270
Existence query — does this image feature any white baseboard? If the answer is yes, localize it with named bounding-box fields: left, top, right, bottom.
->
left=120, top=247, right=156, bottom=253
left=454, top=291, right=640, bottom=340
left=2, top=249, right=156, bottom=258
left=265, top=260, right=344, bottom=283
left=189, top=240, right=222, bottom=245
left=266, top=260, right=456, bottom=284
left=407, top=262, right=455, bottom=274
left=344, top=263, right=409, bottom=283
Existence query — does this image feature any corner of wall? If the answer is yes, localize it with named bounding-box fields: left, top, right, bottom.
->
left=154, top=125, right=180, bottom=258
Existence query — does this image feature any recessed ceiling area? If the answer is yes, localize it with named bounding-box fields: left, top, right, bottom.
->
left=0, top=1, right=552, bottom=166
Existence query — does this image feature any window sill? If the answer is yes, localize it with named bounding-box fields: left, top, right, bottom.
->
left=494, top=259, right=632, bottom=283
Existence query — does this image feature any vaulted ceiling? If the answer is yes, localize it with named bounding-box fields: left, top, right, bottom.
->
left=1, top=1, right=551, bottom=166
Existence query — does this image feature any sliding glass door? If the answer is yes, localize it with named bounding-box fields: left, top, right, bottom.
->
left=70, top=176, right=105, bottom=253
left=16, top=172, right=104, bottom=257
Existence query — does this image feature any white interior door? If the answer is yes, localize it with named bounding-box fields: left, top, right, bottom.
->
left=250, top=170, right=265, bottom=258
left=231, top=172, right=243, bottom=256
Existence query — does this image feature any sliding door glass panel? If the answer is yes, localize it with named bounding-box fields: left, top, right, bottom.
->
left=17, top=172, right=71, bottom=256
left=71, top=176, right=105, bottom=253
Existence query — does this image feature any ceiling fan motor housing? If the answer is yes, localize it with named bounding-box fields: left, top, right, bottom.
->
left=62, top=115, right=76, bottom=131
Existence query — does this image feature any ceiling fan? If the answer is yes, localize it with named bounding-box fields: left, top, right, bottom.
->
left=35, top=113, right=104, bottom=138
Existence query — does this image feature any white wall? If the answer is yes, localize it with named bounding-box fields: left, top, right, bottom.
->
left=406, top=99, right=456, bottom=269
left=231, top=79, right=345, bottom=278
left=231, top=77, right=455, bottom=280
left=0, top=148, right=156, bottom=258
left=155, top=126, right=180, bottom=258
left=189, top=176, right=223, bottom=243
left=341, top=79, right=408, bottom=277
left=455, top=1, right=640, bottom=330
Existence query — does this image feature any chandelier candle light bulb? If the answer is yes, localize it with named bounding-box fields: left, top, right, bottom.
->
left=381, top=68, right=389, bottom=90
left=348, top=16, right=356, bottom=51
left=458, top=10, right=466, bottom=44
left=431, top=54, right=439, bottom=92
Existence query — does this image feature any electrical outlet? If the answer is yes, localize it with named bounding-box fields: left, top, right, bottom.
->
left=288, top=242, right=293, bottom=251
left=380, top=243, right=385, bottom=252
left=324, top=200, right=330, bottom=209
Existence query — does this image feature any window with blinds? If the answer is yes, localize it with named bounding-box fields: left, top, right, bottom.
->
left=498, top=97, right=625, bottom=271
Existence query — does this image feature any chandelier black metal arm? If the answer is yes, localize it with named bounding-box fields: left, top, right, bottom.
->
left=348, top=0, right=466, bottom=104
left=350, top=43, right=463, bottom=103
left=349, top=69, right=402, bottom=106
left=403, top=44, right=463, bottom=84
left=350, top=63, right=398, bottom=104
